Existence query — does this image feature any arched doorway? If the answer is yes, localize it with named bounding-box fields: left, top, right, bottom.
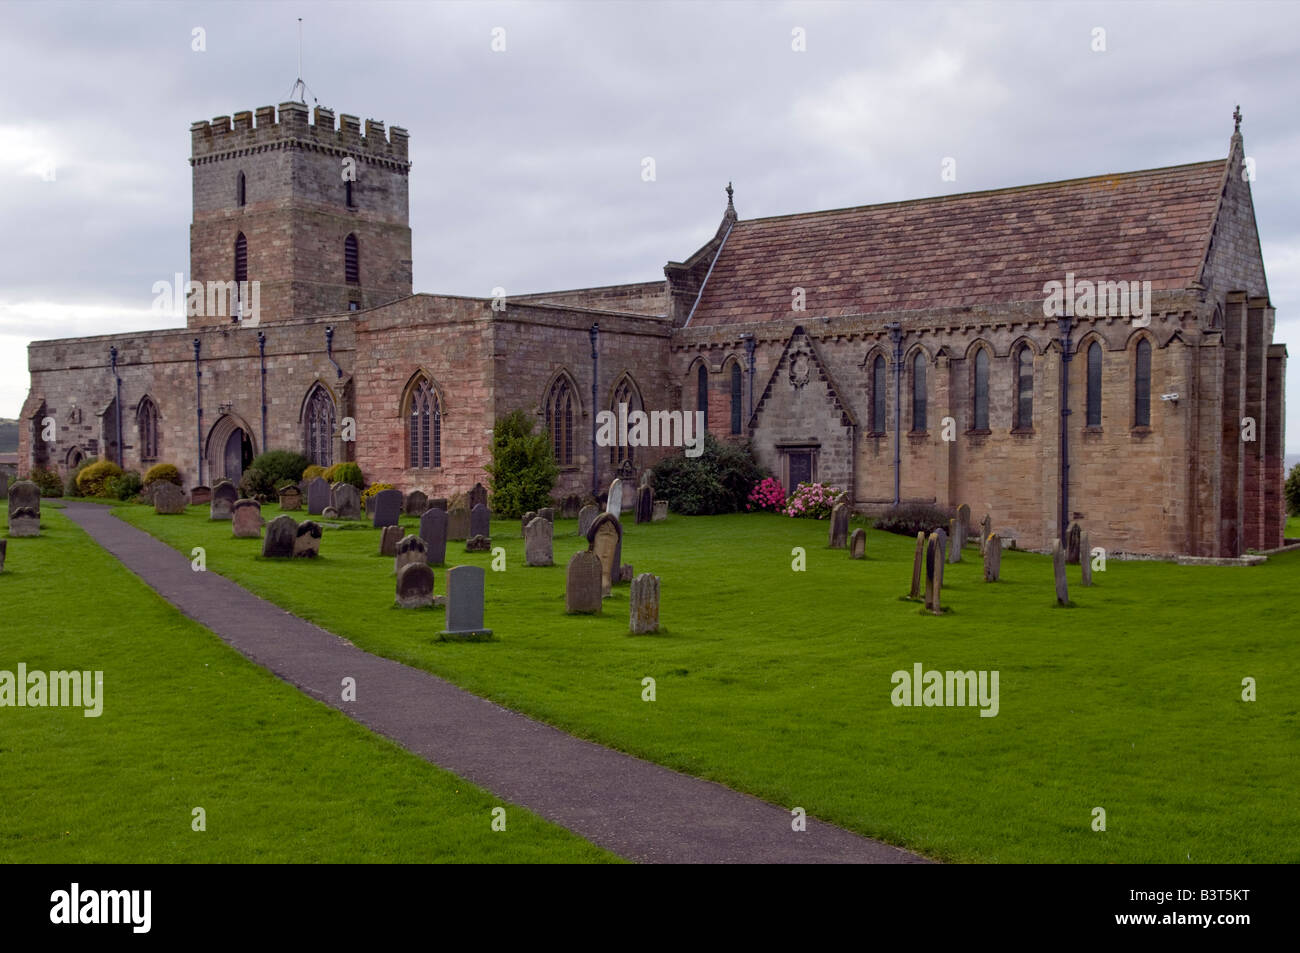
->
left=206, top=414, right=257, bottom=483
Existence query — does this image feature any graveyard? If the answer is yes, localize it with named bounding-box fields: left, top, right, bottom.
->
left=77, top=496, right=1298, bottom=864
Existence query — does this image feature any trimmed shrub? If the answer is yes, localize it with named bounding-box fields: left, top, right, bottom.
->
left=302, top=464, right=326, bottom=483
left=360, top=482, right=396, bottom=507
left=1286, top=463, right=1300, bottom=518
left=106, top=470, right=144, bottom=501
left=651, top=435, right=765, bottom=516
left=142, top=463, right=183, bottom=487
left=238, top=467, right=270, bottom=499
left=65, top=456, right=100, bottom=496
left=483, top=410, right=558, bottom=518
left=323, top=461, right=364, bottom=490
left=25, top=466, right=63, bottom=498
left=874, top=502, right=955, bottom=538
left=249, top=451, right=311, bottom=491
left=783, top=482, right=845, bottom=519
left=76, top=460, right=124, bottom=498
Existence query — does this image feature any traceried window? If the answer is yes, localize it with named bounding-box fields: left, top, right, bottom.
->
left=1086, top=342, right=1102, bottom=427
left=137, top=396, right=159, bottom=464
left=345, top=234, right=359, bottom=285
left=973, top=348, right=990, bottom=430
left=1134, top=338, right=1152, bottom=428
left=1014, top=346, right=1034, bottom=430
left=871, top=355, right=887, bottom=434
left=408, top=379, right=442, bottom=469
left=730, top=363, right=743, bottom=435
left=911, top=353, right=927, bottom=432
left=546, top=375, right=575, bottom=466
left=303, top=385, right=335, bottom=468
left=610, top=375, right=641, bottom=467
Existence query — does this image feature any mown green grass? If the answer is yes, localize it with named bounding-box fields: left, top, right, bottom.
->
left=0, top=508, right=617, bottom=863
left=116, top=503, right=1299, bottom=863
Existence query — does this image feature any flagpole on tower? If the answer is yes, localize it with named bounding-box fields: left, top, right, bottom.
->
left=288, top=18, right=317, bottom=105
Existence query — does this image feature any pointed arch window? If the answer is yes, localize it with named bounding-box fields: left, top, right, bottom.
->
left=1086, top=342, right=1103, bottom=427
left=409, top=379, right=442, bottom=469
left=303, top=385, right=336, bottom=468
left=1014, top=346, right=1034, bottom=430
left=236, top=171, right=246, bottom=207
left=546, top=375, right=575, bottom=466
left=730, top=363, right=743, bottom=434
left=973, top=348, right=990, bottom=430
left=911, top=353, right=927, bottom=432
left=137, top=396, right=160, bottom=464
left=610, top=375, right=641, bottom=467
left=1134, top=338, right=1152, bottom=428
left=345, top=234, right=359, bottom=285
left=697, top=364, right=708, bottom=433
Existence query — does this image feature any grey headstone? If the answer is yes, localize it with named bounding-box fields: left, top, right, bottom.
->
left=605, top=479, right=624, bottom=516
left=468, top=482, right=488, bottom=511
left=306, top=477, right=330, bottom=515
left=947, top=518, right=961, bottom=562
left=331, top=483, right=360, bottom=520
left=153, top=483, right=186, bottom=515
left=619, top=564, right=634, bottom=583
left=652, top=500, right=668, bottom=522
left=910, top=531, right=925, bottom=598
left=210, top=482, right=238, bottom=520
left=372, top=488, right=403, bottom=529
left=639, top=470, right=651, bottom=489
left=629, top=573, right=660, bottom=634
left=829, top=502, right=849, bottom=549
left=586, top=512, right=623, bottom=597
left=232, top=499, right=263, bottom=538
left=521, top=511, right=536, bottom=536
left=935, top=527, right=949, bottom=565
left=565, top=551, right=603, bottom=614
left=420, top=508, right=448, bottom=565
left=441, top=565, right=492, bottom=640
left=979, top=514, right=992, bottom=555
left=0, top=474, right=7, bottom=500
left=955, top=503, right=971, bottom=550
left=983, top=534, right=1002, bottom=582
left=447, top=508, right=470, bottom=541
left=470, top=503, right=490, bottom=538
left=524, top=517, right=553, bottom=566
left=849, top=527, right=866, bottom=559
left=395, top=534, right=428, bottom=575
left=365, top=494, right=376, bottom=518
left=560, top=495, right=581, bottom=519
left=925, top=531, right=945, bottom=614
left=190, top=485, right=211, bottom=506
left=1067, top=522, right=1082, bottom=565
left=404, top=490, right=428, bottom=516
left=426, top=498, right=447, bottom=512
left=262, top=515, right=298, bottom=557
left=293, top=521, right=322, bottom=558
left=278, top=486, right=302, bottom=511
left=322, top=506, right=339, bottom=519
left=1081, top=531, right=1093, bottom=586
left=635, top=485, right=653, bottom=524
left=1054, top=541, right=1070, bottom=605
left=0, top=539, right=6, bottom=571
left=380, top=525, right=404, bottom=557
left=396, top=562, right=435, bottom=609
left=465, top=535, right=492, bottom=553
left=578, top=505, right=598, bottom=537
left=537, top=507, right=554, bottom=524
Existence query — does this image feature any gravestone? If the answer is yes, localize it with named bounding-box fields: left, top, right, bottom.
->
left=828, top=502, right=849, bottom=549
left=465, top=534, right=491, bottom=552
left=395, top=534, right=428, bottom=575
left=426, top=498, right=448, bottom=512
left=294, top=521, right=322, bottom=557
left=979, top=514, right=992, bottom=556
left=924, top=531, right=945, bottom=614
left=190, top=485, right=211, bottom=506
left=635, top=485, right=653, bottom=524
left=1081, top=531, right=1093, bottom=586
left=521, top=512, right=536, bottom=536
left=619, top=565, right=634, bottom=583
left=947, top=518, right=961, bottom=563
left=262, top=515, right=298, bottom=558
left=447, top=507, right=470, bottom=541
left=605, top=478, right=624, bottom=516
left=404, top=490, right=428, bottom=516
left=154, top=483, right=186, bottom=515
left=322, top=507, right=339, bottom=519
left=955, top=503, right=971, bottom=550
left=1053, top=541, right=1070, bottom=605
left=983, top=534, right=1002, bottom=582
left=1066, top=522, right=1082, bottom=565
left=629, top=573, right=660, bottom=635
left=524, top=517, right=553, bottom=567
left=578, top=505, right=598, bottom=537
left=441, top=565, right=492, bottom=640
left=306, top=477, right=330, bottom=515
left=849, top=528, right=866, bottom=559
left=396, top=562, right=435, bottom=609
left=468, top=482, right=488, bottom=511
left=2, top=482, right=34, bottom=538
left=586, top=512, right=623, bottom=597
left=560, top=495, right=581, bottom=519
left=537, top=507, right=554, bottom=524
left=278, top=486, right=302, bottom=511
left=232, top=499, right=263, bottom=538
left=372, top=488, right=403, bottom=529
left=331, top=483, right=361, bottom=520
left=0, top=539, right=6, bottom=572
left=909, top=531, right=925, bottom=598
left=419, top=508, right=448, bottom=565
left=935, top=527, right=948, bottom=565
left=470, top=503, right=490, bottom=538
left=0, top=474, right=7, bottom=500
left=211, top=482, right=238, bottom=520
left=379, top=524, right=404, bottom=557
left=652, top=500, right=668, bottom=522
left=365, top=494, right=377, bottom=518
left=565, top=551, right=602, bottom=613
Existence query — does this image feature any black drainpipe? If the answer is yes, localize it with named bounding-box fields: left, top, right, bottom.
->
left=325, top=325, right=342, bottom=379
left=193, top=338, right=203, bottom=485
left=743, top=333, right=756, bottom=420
left=888, top=322, right=903, bottom=507
left=109, top=346, right=123, bottom=466
left=589, top=323, right=600, bottom=497
left=1057, top=314, right=1074, bottom=545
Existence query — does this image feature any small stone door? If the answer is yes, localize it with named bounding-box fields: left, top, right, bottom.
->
left=787, top=450, right=813, bottom=488
left=224, top=428, right=250, bottom=482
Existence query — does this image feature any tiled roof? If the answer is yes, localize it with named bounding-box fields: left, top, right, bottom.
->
left=688, top=159, right=1227, bottom=326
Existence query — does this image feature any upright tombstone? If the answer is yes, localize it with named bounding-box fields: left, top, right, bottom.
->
left=578, top=505, right=598, bottom=537
left=372, top=488, right=403, bottom=529
left=629, top=573, right=661, bottom=635
left=278, top=485, right=302, bottom=511
left=1053, top=541, right=1070, bottom=605
left=426, top=497, right=448, bottom=512
left=440, top=565, right=493, bottom=640
left=1080, top=531, right=1093, bottom=586
left=652, top=500, right=668, bottom=522
left=1066, top=523, right=1082, bottom=565
left=0, top=539, right=6, bottom=572
left=153, top=483, right=187, bottom=515
left=420, top=508, right=448, bottom=565
left=983, top=534, right=1002, bottom=582
left=947, top=519, right=961, bottom=563
left=468, top=482, right=488, bottom=511
left=6, top=481, right=40, bottom=537
left=828, top=503, right=850, bottom=549
left=955, top=503, right=971, bottom=550
left=365, top=494, right=377, bottom=519
left=469, top=503, right=491, bottom=539
left=979, top=514, right=993, bottom=556
left=190, top=485, right=211, bottom=506
left=924, top=531, right=945, bottom=614
left=635, top=486, right=653, bottom=524
left=404, top=490, right=428, bottom=516
left=521, top=511, right=536, bottom=536
left=0, top=473, right=8, bottom=500
left=396, top=563, right=435, bottom=609
left=395, top=534, right=428, bottom=576
left=586, top=512, right=623, bottom=597
left=306, top=477, right=330, bottom=515
left=935, top=527, right=949, bottom=566
left=322, top=507, right=339, bottom=519
left=210, top=482, right=238, bottom=520
left=560, top=495, right=581, bottom=519
left=232, top=499, right=263, bottom=538
left=524, top=516, right=553, bottom=567
left=379, top=524, right=404, bottom=557
left=909, top=531, right=925, bottom=598
left=262, top=515, right=298, bottom=557
left=605, top=479, right=624, bottom=516
left=447, top=506, right=470, bottom=542
left=565, top=551, right=603, bottom=614
left=849, top=528, right=866, bottom=559
left=537, top=506, right=554, bottom=524
left=294, top=521, right=322, bottom=558
left=331, top=483, right=361, bottom=520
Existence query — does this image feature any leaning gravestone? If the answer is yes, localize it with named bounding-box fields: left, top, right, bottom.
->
left=395, top=534, right=428, bottom=576
left=5, top=479, right=40, bottom=535
left=829, top=503, right=850, bottom=549
left=190, top=485, right=211, bottom=506
left=372, top=488, right=403, bottom=529
left=578, top=505, right=598, bottom=537
left=652, top=500, right=668, bottom=522
left=294, top=521, right=322, bottom=558
left=440, top=565, right=493, bottom=640
left=983, top=534, right=1002, bottom=582
left=262, top=515, right=298, bottom=558
left=278, top=485, right=302, bottom=511
left=306, top=477, right=330, bottom=515
left=924, top=531, right=944, bottom=615
left=210, top=482, right=238, bottom=520
left=331, top=483, right=361, bottom=520
left=605, top=478, right=624, bottom=516
left=849, top=528, right=866, bottom=559
left=468, top=482, right=488, bottom=511
left=0, top=539, right=6, bottom=572
left=979, top=514, right=992, bottom=556
left=1053, top=541, right=1070, bottom=605
left=635, top=485, right=653, bottom=525
left=404, top=490, right=428, bottom=516
left=470, top=503, right=491, bottom=539
left=232, top=499, right=263, bottom=538
left=524, top=517, right=553, bottom=567
left=629, top=573, right=660, bottom=635
left=948, top=519, right=961, bottom=563
left=909, top=531, right=925, bottom=598
left=465, top=535, right=491, bottom=553
left=396, top=562, right=435, bottom=609
left=447, top=507, right=470, bottom=541
left=154, top=483, right=186, bottom=515
left=1067, top=522, right=1082, bottom=565
left=420, top=508, right=448, bottom=565
left=955, top=503, right=971, bottom=550
left=379, top=524, right=404, bottom=557
left=1081, top=531, right=1093, bottom=586
left=587, top=512, right=623, bottom=597
left=565, top=551, right=603, bottom=614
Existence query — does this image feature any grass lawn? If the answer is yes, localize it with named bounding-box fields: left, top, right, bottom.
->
left=115, top=503, right=1299, bottom=863
left=0, top=507, right=616, bottom=863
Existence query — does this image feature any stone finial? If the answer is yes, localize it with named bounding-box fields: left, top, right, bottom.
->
left=725, top=181, right=734, bottom=210
left=1233, top=104, right=1242, bottom=135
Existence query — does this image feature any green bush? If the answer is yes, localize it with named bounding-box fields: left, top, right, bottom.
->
left=238, top=467, right=269, bottom=499
left=65, top=456, right=99, bottom=496
left=874, top=503, right=954, bottom=538
left=483, top=410, right=558, bottom=518
left=25, top=466, right=63, bottom=498
left=106, top=470, right=144, bottom=501
left=302, top=464, right=326, bottom=483
left=360, top=482, right=396, bottom=507
left=76, top=460, right=124, bottom=498
left=249, top=451, right=310, bottom=490
left=323, top=461, right=364, bottom=490
left=650, top=435, right=765, bottom=516
left=143, top=462, right=183, bottom=487
left=1286, top=464, right=1300, bottom=518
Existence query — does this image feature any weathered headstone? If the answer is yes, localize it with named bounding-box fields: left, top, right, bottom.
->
left=322, top=506, right=339, bottom=519
left=948, top=518, right=961, bottom=563
left=465, top=534, right=491, bottom=552
left=924, top=531, right=945, bottom=614
left=560, top=495, right=581, bottom=519
left=578, top=505, right=598, bottom=537
left=605, top=478, right=624, bottom=516
left=1066, top=522, right=1082, bottom=565
left=396, top=562, right=435, bottom=609
left=306, top=477, right=330, bottom=515
left=232, top=499, right=263, bottom=538
left=404, top=490, right=428, bottom=516
left=586, top=512, right=623, bottom=597
left=955, top=503, right=971, bottom=550
left=652, top=500, right=668, bottom=522
left=983, top=534, right=1002, bottom=582
left=1053, top=541, right=1070, bottom=605
left=0, top=474, right=7, bottom=500
left=447, top=507, right=470, bottom=541
left=521, top=511, right=536, bottom=536
left=629, top=573, right=660, bottom=635
left=524, top=517, right=553, bottom=567
left=262, top=515, right=298, bottom=557
left=0, top=539, right=6, bottom=571
left=153, top=483, right=186, bottom=515
left=190, top=485, right=211, bottom=506
left=372, top=488, right=403, bottom=529
left=635, top=485, right=653, bottom=524
left=909, top=531, right=925, bottom=598
left=294, top=521, right=322, bottom=558
left=537, top=506, right=554, bottom=524
left=379, top=524, right=403, bottom=557
left=935, top=527, right=948, bottom=565
left=565, top=551, right=602, bottom=614
left=619, top=565, right=634, bottom=583
left=365, top=494, right=377, bottom=518
left=278, top=485, right=302, bottom=511
left=829, top=502, right=850, bottom=549
left=470, top=503, right=490, bottom=538
left=420, top=508, right=448, bottom=565
left=395, top=534, right=428, bottom=575
left=210, top=482, right=238, bottom=520
left=440, top=565, right=492, bottom=640
left=426, top=498, right=447, bottom=512
left=331, top=483, right=361, bottom=520
left=468, top=482, right=488, bottom=511
left=979, top=514, right=992, bottom=555
left=1081, top=531, right=1093, bottom=586
left=849, top=528, right=866, bottom=559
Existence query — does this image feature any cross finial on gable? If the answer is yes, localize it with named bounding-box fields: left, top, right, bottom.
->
left=1233, top=105, right=1242, bottom=135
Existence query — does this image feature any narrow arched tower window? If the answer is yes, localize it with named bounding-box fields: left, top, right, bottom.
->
left=1134, top=338, right=1152, bottom=428
left=730, top=363, right=742, bottom=435
left=912, top=353, right=927, bottom=432
left=345, top=234, right=359, bottom=285
left=1086, top=342, right=1103, bottom=427
left=236, top=171, right=246, bottom=207
left=973, top=348, right=990, bottom=430
left=697, top=364, right=708, bottom=433
left=871, top=355, right=887, bottom=434
left=1015, top=346, right=1033, bottom=429
left=234, top=233, right=247, bottom=285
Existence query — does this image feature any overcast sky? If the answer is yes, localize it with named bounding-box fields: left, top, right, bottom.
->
left=2, top=0, right=1298, bottom=449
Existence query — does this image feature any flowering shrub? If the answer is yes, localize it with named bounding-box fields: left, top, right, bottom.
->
left=746, top=477, right=786, bottom=512
left=784, top=482, right=844, bottom=519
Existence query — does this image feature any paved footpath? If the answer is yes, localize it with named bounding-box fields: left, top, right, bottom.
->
left=63, top=502, right=926, bottom=864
